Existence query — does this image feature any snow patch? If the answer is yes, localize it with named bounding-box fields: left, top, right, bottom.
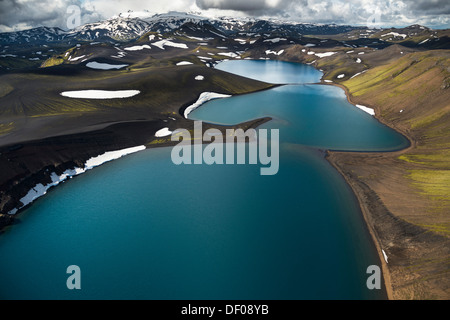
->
left=186, top=36, right=205, bottom=41
left=60, top=90, right=140, bottom=99
left=184, top=92, right=232, bottom=118
left=265, top=49, right=284, bottom=56
left=382, top=250, right=389, bottom=263
left=263, top=38, right=286, bottom=43
left=69, top=55, right=85, bottom=62
left=315, top=52, right=336, bottom=58
left=86, top=61, right=128, bottom=70
left=85, top=146, right=146, bottom=169
left=218, top=52, right=240, bottom=58
left=209, top=30, right=227, bottom=38
left=155, top=128, right=172, bottom=137
left=355, top=104, right=375, bottom=116
left=151, top=40, right=188, bottom=50
left=381, top=32, right=407, bottom=39
left=350, top=70, right=367, bottom=79
left=176, top=61, right=193, bottom=66
left=124, top=45, right=151, bottom=51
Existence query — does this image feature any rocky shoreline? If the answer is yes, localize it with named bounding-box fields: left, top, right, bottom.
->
left=325, top=82, right=449, bottom=300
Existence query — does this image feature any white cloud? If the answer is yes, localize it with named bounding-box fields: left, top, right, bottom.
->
left=196, top=0, right=449, bottom=27
left=89, top=0, right=196, bottom=20
left=0, top=0, right=103, bottom=31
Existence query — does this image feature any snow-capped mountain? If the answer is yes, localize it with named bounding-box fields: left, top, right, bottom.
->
left=1, top=11, right=442, bottom=49
left=0, top=11, right=361, bottom=46
left=142, top=11, right=208, bottom=34
left=69, top=17, right=151, bottom=41
left=211, top=16, right=358, bottom=36
left=172, top=21, right=227, bottom=40
left=0, top=12, right=207, bottom=45
left=0, top=26, right=67, bottom=45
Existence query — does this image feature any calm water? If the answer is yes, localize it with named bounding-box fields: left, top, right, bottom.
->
left=190, top=84, right=408, bottom=151
left=215, top=59, right=321, bottom=84
left=0, top=60, right=408, bottom=300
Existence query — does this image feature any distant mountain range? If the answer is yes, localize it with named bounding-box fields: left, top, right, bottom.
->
left=0, top=11, right=361, bottom=45
left=0, top=10, right=448, bottom=72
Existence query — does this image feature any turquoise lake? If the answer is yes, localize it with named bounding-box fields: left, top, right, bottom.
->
left=0, top=60, right=409, bottom=299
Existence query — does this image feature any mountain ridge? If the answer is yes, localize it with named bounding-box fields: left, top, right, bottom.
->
left=0, top=11, right=367, bottom=45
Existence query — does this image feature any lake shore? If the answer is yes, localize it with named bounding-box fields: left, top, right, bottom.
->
left=0, top=60, right=275, bottom=230
left=0, top=68, right=407, bottom=300
left=1, top=53, right=447, bottom=299
left=279, top=46, right=449, bottom=299
left=324, top=81, right=415, bottom=300
left=0, top=112, right=271, bottom=232
left=324, top=81, right=449, bottom=300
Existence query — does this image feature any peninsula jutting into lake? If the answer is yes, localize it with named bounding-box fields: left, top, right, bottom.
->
left=0, top=4, right=449, bottom=300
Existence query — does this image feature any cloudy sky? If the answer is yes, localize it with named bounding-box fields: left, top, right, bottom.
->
left=0, top=0, right=449, bottom=32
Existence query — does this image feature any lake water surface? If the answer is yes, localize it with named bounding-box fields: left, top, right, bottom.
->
left=0, top=60, right=408, bottom=299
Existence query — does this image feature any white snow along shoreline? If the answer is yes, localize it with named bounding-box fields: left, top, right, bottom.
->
left=355, top=104, right=375, bottom=116
left=155, top=127, right=173, bottom=137
left=7, top=146, right=146, bottom=215
left=184, top=92, right=232, bottom=118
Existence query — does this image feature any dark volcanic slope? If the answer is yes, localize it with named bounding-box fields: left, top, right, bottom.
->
left=0, top=59, right=272, bottom=146
left=0, top=39, right=275, bottom=226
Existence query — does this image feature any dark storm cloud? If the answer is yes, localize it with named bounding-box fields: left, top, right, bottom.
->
left=404, top=0, right=450, bottom=15
left=1, top=0, right=62, bottom=28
